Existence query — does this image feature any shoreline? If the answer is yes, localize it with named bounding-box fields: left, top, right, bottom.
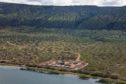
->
left=0, top=63, right=126, bottom=84
left=0, top=65, right=21, bottom=69
left=0, top=64, right=22, bottom=70
left=22, top=66, right=126, bottom=84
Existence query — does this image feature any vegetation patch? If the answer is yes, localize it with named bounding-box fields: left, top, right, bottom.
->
left=98, top=78, right=126, bottom=84
left=79, top=74, right=91, bottom=79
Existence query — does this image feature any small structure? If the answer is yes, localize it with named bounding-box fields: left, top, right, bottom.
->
left=39, top=53, right=88, bottom=71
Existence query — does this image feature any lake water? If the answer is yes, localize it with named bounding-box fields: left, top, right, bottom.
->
left=0, top=66, right=101, bottom=84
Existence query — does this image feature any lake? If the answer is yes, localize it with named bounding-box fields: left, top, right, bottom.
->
left=0, top=66, right=101, bottom=84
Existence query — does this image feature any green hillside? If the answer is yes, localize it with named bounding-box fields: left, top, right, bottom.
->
left=0, top=2, right=126, bottom=30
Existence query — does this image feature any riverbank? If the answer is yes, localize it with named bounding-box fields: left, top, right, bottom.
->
left=0, top=62, right=126, bottom=84
left=21, top=66, right=126, bottom=84
left=0, top=65, right=21, bottom=69
left=0, top=63, right=22, bottom=70
left=0, top=67, right=102, bottom=84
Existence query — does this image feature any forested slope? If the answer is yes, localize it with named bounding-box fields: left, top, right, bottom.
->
left=0, top=2, right=126, bottom=30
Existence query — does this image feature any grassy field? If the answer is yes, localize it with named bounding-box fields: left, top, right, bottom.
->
left=0, top=27, right=126, bottom=80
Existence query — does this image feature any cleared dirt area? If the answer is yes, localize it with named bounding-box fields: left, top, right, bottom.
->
left=39, top=53, right=88, bottom=71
